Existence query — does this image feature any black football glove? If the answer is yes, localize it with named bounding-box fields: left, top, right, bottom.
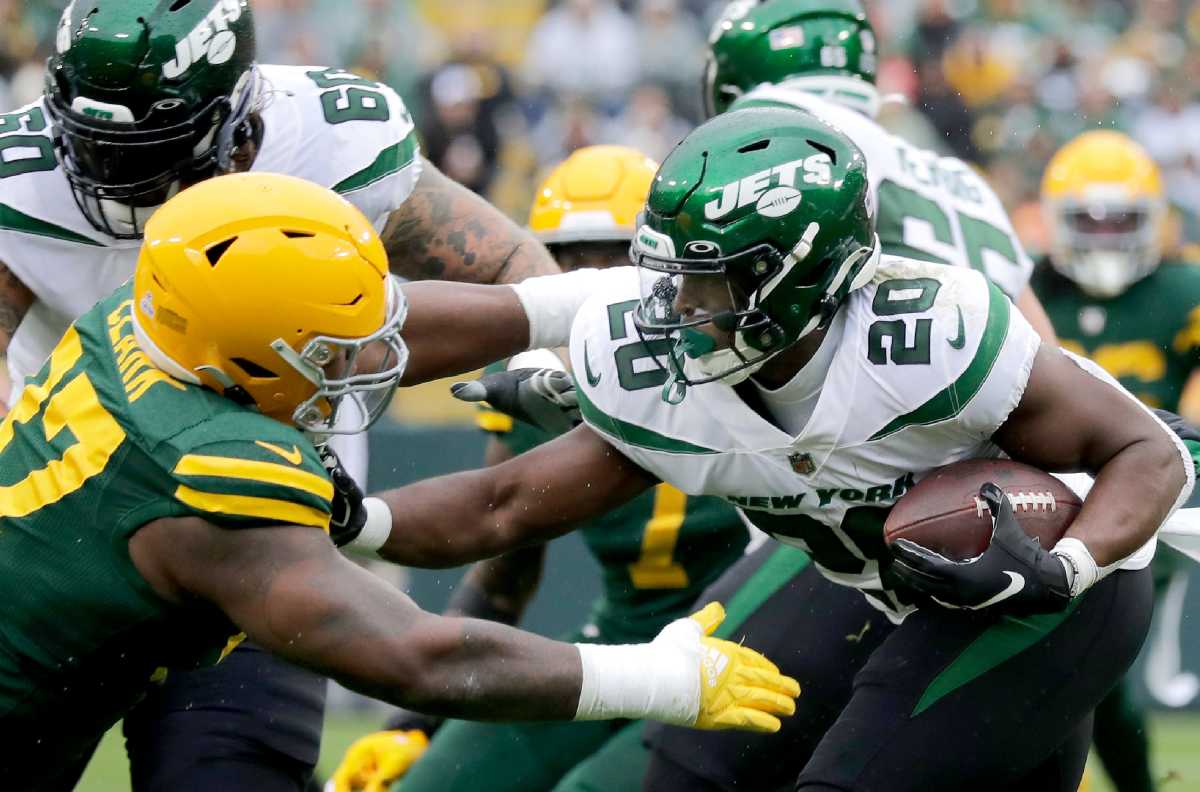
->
left=451, top=368, right=580, bottom=434
left=889, top=483, right=1072, bottom=614
left=321, top=446, right=367, bottom=548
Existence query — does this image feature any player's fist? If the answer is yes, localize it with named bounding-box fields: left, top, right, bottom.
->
left=326, top=729, right=429, bottom=792
left=682, top=602, right=800, bottom=733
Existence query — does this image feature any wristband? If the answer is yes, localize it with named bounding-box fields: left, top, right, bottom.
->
left=573, top=618, right=700, bottom=726
left=510, top=267, right=634, bottom=349
left=507, top=348, right=566, bottom=373
left=1050, top=537, right=1100, bottom=598
left=345, top=496, right=392, bottom=556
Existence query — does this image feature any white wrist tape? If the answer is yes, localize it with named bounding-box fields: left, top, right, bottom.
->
left=1051, top=537, right=1102, bottom=598
left=574, top=618, right=700, bottom=725
left=345, top=496, right=392, bottom=556
left=507, top=348, right=566, bottom=372
left=511, top=266, right=635, bottom=349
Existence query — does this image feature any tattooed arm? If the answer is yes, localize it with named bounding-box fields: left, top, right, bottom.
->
left=0, top=259, right=35, bottom=414
left=382, top=157, right=560, bottom=285
left=0, top=260, right=33, bottom=354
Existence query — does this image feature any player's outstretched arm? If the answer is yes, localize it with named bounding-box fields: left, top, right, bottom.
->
left=373, top=425, right=655, bottom=568
left=129, top=517, right=799, bottom=730
left=1014, top=285, right=1058, bottom=345
left=994, top=343, right=1190, bottom=567
left=445, top=438, right=551, bottom=626
left=381, top=157, right=559, bottom=285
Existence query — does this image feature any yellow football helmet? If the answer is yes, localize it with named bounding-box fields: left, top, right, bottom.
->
left=528, top=145, right=658, bottom=246
left=131, top=172, right=407, bottom=436
left=1042, top=130, right=1166, bottom=298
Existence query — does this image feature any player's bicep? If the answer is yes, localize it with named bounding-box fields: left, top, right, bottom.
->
left=381, top=156, right=559, bottom=284
left=132, top=517, right=432, bottom=693
left=994, top=344, right=1163, bottom=473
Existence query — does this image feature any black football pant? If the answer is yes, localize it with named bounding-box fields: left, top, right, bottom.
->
left=123, top=642, right=326, bottom=792
left=646, top=551, right=1151, bottom=792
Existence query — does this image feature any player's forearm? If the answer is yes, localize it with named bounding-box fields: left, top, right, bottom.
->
left=373, top=466, right=564, bottom=568
left=1064, top=431, right=1187, bottom=566
left=376, top=614, right=583, bottom=720
left=398, top=281, right=530, bottom=385
left=382, top=157, right=559, bottom=285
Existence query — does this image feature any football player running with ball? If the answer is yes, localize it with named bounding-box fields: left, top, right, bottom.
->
left=0, top=173, right=799, bottom=789
left=0, top=0, right=565, bottom=787
left=333, top=146, right=758, bottom=792
left=1034, top=130, right=1200, bottom=792
left=353, top=109, right=1195, bottom=792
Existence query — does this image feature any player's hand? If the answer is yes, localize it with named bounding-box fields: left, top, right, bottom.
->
left=889, top=483, right=1071, bottom=614
left=320, top=446, right=366, bottom=548
left=451, top=368, right=579, bottom=434
left=325, top=729, right=429, bottom=792
left=662, top=602, right=800, bottom=732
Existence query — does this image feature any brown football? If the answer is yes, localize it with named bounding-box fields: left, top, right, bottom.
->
left=884, top=459, right=1082, bottom=561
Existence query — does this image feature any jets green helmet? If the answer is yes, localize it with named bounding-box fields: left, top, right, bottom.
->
left=45, top=0, right=259, bottom=239
left=632, top=107, right=878, bottom=391
left=705, top=0, right=878, bottom=118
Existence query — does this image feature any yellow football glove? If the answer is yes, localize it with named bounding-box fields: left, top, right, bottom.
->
left=326, top=729, right=429, bottom=792
left=690, top=602, right=801, bottom=733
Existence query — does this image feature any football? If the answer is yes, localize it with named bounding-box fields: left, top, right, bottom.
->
left=884, top=459, right=1082, bottom=561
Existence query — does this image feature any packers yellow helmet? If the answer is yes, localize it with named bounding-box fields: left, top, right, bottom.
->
left=132, top=172, right=407, bottom=435
left=528, top=145, right=659, bottom=245
left=1042, top=130, right=1166, bottom=298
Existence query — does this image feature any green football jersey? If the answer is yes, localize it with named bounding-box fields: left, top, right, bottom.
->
left=1032, top=260, right=1200, bottom=409
left=478, top=365, right=750, bottom=644
left=0, top=284, right=333, bottom=761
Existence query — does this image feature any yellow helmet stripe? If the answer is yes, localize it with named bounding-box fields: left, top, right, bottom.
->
left=174, top=484, right=332, bottom=530
left=174, top=453, right=334, bottom=502
left=475, top=410, right=514, bottom=433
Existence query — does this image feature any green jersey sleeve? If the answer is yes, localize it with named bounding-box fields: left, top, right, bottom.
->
left=166, top=427, right=333, bottom=531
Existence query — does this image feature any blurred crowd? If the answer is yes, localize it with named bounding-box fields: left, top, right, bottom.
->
left=5, top=0, right=1200, bottom=253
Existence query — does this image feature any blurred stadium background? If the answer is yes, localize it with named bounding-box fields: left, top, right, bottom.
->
left=6, top=0, right=1200, bottom=788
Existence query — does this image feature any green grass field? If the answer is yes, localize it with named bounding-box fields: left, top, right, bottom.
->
left=74, top=711, right=1200, bottom=791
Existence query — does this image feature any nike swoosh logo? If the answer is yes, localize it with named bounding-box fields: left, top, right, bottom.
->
left=947, top=305, right=966, bottom=350
left=583, top=341, right=602, bottom=387
left=255, top=440, right=303, bottom=465
left=973, top=571, right=1026, bottom=610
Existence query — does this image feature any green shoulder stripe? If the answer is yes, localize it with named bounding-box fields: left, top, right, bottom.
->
left=0, top=202, right=103, bottom=246
left=869, top=282, right=1010, bottom=441
left=577, top=385, right=717, bottom=455
left=333, top=137, right=418, bottom=194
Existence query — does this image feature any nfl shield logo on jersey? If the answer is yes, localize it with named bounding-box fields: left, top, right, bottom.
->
left=789, top=452, right=815, bottom=476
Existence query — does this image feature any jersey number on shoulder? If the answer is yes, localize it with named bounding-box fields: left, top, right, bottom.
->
left=0, top=107, right=56, bottom=179
left=628, top=484, right=689, bottom=589
left=607, top=300, right=672, bottom=392
left=877, top=179, right=1020, bottom=280
left=867, top=278, right=941, bottom=366
left=306, top=69, right=396, bottom=126
left=0, top=330, right=126, bottom=518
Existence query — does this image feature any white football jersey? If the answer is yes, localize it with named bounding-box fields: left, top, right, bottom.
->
left=570, top=259, right=1161, bottom=621
left=0, top=63, right=420, bottom=395
left=736, top=86, right=1033, bottom=301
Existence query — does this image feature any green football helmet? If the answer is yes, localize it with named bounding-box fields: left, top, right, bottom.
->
left=632, top=107, right=878, bottom=392
left=45, top=0, right=260, bottom=239
left=704, top=0, right=878, bottom=118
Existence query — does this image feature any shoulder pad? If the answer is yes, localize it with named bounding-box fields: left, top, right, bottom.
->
left=256, top=64, right=421, bottom=228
